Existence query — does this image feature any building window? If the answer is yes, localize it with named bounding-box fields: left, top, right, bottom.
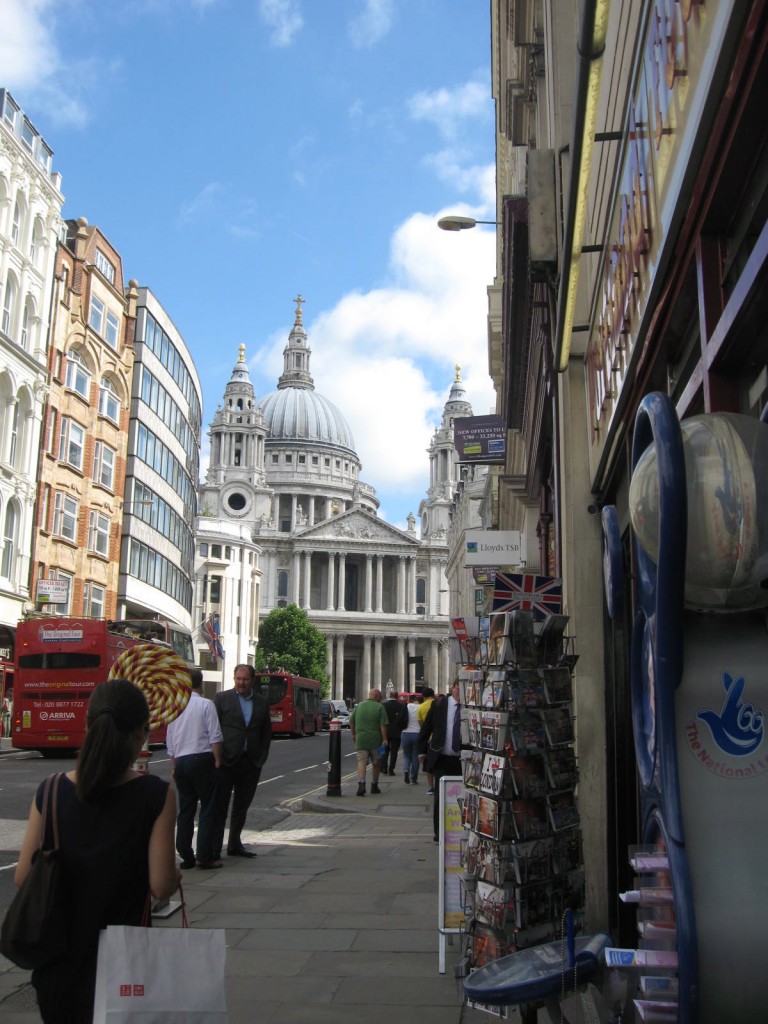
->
left=89, top=295, right=105, bottom=335
left=11, top=200, right=20, bottom=245
left=209, top=575, right=221, bottom=603
left=105, top=310, right=119, bottom=348
left=324, top=457, right=330, bottom=467
left=277, top=570, right=288, bottom=608
left=98, top=377, right=120, bottom=422
left=58, top=417, right=85, bottom=470
left=20, top=303, right=29, bottom=350
left=272, top=454, right=279, bottom=464
left=84, top=581, right=106, bottom=618
left=2, top=274, right=17, bottom=335
left=40, top=485, right=50, bottom=533
left=8, top=402, right=19, bottom=467
left=1, top=503, right=17, bottom=578
left=94, top=249, right=115, bottom=284
left=88, top=511, right=110, bottom=557
left=53, top=493, right=78, bottom=541
left=92, top=442, right=115, bottom=490
left=199, top=542, right=208, bottom=556
left=211, top=544, right=222, bottom=558
left=65, top=350, right=91, bottom=399
left=416, top=576, right=426, bottom=615
left=299, top=454, right=306, bottom=464
left=312, top=455, right=318, bottom=465
left=285, top=454, right=292, bottom=464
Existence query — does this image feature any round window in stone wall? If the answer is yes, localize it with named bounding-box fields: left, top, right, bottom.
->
left=226, top=491, right=249, bottom=514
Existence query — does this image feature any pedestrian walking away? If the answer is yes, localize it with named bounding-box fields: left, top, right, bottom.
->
left=211, top=663, right=272, bottom=859
left=379, top=692, right=409, bottom=775
left=349, top=688, right=388, bottom=796
left=417, top=686, right=436, bottom=792
left=400, top=693, right=422, bottom=784
left=419, top=679, right=464, bottom=841
left=14, top=679, right=178, bottom=1024
left=165, top=667, right=223, bottom=870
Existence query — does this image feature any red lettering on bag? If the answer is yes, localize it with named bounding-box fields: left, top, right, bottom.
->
left=133, top=985, right=144, bottom=997
left=120, top=985, right=131, bottom=997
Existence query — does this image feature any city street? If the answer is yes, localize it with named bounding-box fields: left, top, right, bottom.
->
left=0, top=728, right=356, bottom=916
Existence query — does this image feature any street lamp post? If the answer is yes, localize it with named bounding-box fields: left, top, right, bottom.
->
left=437, top=216, right=498, bottom=231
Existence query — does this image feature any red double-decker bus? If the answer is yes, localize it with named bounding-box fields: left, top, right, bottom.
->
left=12, top=617, right=193, bottom=755
left=254, top=671, right=323, bottom=737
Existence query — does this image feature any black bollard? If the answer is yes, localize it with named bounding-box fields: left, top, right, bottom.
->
left=327, top=719, right=342, bottom=796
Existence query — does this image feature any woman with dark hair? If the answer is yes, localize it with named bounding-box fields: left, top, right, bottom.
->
left=15, top=679, right=179, bottom=1024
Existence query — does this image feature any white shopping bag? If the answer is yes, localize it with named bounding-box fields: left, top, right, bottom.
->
left=93, top=924, right=228, bottom=1023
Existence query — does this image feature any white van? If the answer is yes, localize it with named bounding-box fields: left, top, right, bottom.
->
left=330, top=700, right=350, bottom=727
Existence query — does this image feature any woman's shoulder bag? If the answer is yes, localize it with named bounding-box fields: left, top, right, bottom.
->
left=0, top=772, right=69, bottom=969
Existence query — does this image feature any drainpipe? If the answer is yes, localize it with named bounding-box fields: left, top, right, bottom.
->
left=554, top=0, right=611, bottom=372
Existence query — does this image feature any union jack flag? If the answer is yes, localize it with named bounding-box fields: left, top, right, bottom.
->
left=492, top=573, right=563, bottom=621
left=202, top=613, right=224, bottom=662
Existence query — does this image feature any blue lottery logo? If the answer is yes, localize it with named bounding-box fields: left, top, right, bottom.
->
left=697, top=672, right=764, bottom=757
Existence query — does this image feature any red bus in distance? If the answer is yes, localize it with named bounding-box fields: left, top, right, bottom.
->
left=254, top=671, right=322, bottom=737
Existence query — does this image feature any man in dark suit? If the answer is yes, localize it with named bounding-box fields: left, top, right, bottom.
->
left=211, top=664, right=272, bottom=859
left=419, top=680, right=462, bottom=842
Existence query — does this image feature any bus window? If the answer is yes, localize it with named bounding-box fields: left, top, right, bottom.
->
left=18, top=652, right=102, bottom=670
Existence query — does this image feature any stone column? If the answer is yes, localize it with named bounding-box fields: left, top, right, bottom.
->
left=375, top=555, right=384, bottom=612
left=326, top=634, right=334, bottom=691
left=364, top=553, right=373, bottom=613
left=406, top=636, right=416, bottom=691
left=373, top=634, right=383, bottom=687
left=290, top=494, right=297, bottom=532
left=397, top=556, right=406, bottom=614
left=327, top=552, right=335, bottom=610
left=430, top=639, right=440, bottom=690
left=302, top=550, right=312, bottom=609
left=291, top=549, right=301, bottom=603
left=335, top=634, right=345, bottom=700
left=395, top=636, right=405, bottom=691
left=337, top=552, right=346, bottom=612
left=362, top=634, right=372, bottom=692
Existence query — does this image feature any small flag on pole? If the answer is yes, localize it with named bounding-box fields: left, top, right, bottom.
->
left=203, top=613, right=225, bottom=662
left=492, top=573, right=563, bottom=620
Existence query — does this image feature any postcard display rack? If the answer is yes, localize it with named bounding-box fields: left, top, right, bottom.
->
left=456, top=610, right=586, bottom=1009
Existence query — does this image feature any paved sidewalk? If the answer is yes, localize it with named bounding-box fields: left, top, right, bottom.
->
left=0, top=754, right=508, bottom=1024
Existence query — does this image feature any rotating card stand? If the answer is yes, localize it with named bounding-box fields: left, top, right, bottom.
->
left=463, top=913, right=610, bottom=1022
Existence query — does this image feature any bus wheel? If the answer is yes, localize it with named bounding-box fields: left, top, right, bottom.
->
left=40, top=748, right=77, bottom=759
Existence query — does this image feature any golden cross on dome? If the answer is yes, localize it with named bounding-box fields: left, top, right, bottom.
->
left=238, top=343, right=246, bottom=362
left=455, top=364, right=462, bottom=381
left=293, top=293, right=305, bottom=325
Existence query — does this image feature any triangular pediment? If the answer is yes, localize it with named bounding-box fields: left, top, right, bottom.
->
left=297, top=508, right=418, bottom=545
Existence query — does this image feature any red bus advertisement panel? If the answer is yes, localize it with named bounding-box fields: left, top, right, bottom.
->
left=254, top=672, right=322, bottom=737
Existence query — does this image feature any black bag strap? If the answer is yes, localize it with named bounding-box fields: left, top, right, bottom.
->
left=39, top=773, right=62, bottom=853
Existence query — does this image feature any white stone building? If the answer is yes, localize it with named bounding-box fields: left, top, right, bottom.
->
left=0, top=90, right=63, bottom=630
left=195, top=299, right=463, bottom=699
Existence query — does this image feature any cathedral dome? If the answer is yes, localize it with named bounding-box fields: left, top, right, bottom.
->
left=255, top=296, right=357, bottom=456
left=257, top=387, right=356, bottom=452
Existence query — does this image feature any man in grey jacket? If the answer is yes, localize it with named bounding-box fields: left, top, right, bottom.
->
left=211, top=664, right=272, bottom=859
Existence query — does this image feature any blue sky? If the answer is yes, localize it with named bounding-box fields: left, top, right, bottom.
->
left=4, top=0, right=497, bottom=527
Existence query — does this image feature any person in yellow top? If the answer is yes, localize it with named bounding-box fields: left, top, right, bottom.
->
left=417, top=687, right=435, bottom=793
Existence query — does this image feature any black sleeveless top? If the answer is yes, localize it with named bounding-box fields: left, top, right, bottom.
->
left=31, top=772, right=169, bottom=1022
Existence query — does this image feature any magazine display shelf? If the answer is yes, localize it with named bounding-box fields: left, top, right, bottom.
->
left=454, top=609, right=588, bottom=1021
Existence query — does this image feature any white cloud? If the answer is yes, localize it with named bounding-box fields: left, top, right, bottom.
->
left=408, top=77, right=490, bottom=141
left=259, top=0, right=304, bottom=47
left=0, top=0, right=59, bottom=90
left=254, top=199, right=497, bottom=502
left=177, top=182, right=224, bottom=226
left=348, top=0, right=394, bottom=49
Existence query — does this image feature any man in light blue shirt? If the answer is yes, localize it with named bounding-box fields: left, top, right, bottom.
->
left=166, top=669, right=223, bottom=870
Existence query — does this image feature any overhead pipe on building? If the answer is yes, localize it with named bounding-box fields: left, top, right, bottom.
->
left=554, top=0, right=611, bottom=373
